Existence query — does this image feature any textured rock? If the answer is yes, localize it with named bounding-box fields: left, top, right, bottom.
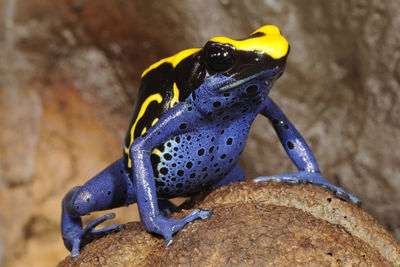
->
left=1, top=0, right=399, bottom=266
left=58, top=182, right=400, bottom=266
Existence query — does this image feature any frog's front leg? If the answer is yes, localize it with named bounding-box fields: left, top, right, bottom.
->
left=254, top=97, right=361, bottom=205
left=130, top=103, right=212, bottom=247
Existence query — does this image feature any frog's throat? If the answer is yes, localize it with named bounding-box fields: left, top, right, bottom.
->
left=219, top=67, right=283, bottom=92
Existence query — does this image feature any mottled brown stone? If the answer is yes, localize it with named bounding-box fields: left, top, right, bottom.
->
left=58, top=182, right=400, bottom=266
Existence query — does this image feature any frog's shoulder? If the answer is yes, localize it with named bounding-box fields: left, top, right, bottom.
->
left=123, top=48, right=206, bottom=159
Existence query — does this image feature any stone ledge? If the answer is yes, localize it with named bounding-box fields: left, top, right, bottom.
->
left=58, top=182, right=400, bottom=266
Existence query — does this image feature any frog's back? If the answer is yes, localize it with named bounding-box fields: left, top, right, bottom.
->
left=123, top=49, right=206, bottom=168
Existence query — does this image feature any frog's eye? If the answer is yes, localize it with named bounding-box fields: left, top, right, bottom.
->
left=205, top=44, right=234, bottom=73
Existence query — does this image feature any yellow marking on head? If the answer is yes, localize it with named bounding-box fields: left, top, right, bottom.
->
left=141, top=127, right=147, bottom=135
left=141, top=48, right=201, bottom=78
left=210, top=25, right=288, bottom=59
left=152, top=148, right=162, bottom=157
left=170, top=83, right=180, bottom=108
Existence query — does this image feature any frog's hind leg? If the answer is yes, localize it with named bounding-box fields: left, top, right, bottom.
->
left=253, top=172, right=361, bottom=205
left=61, top=158, right=136, bottom=258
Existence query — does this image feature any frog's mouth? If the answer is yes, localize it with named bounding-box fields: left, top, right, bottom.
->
left=218, top=66, right=284, bottom=92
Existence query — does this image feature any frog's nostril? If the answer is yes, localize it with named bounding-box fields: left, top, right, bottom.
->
left=245, top=85, right=258, bottom=95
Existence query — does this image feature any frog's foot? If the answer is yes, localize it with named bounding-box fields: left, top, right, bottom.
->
left=63, top=213, right=124, bottom=258
left=253, top=172, right=361, bottom=206
left=143, top=209, right=212, bottom=247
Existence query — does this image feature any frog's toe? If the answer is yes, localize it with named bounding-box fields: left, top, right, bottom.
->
left=335, top=190, right=361, bottom=206
left=64, top=212, right=124, bottom=258
left=198, top=209, right=212, bottom=220
left=164, top=238, right=174, bottom=247
left=70, top=238, right=81, bottom=258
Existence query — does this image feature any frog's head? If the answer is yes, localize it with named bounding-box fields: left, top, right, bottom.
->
left=202, top=25, right=289, bottom=94
left=139, top=25, right=289, bottom=106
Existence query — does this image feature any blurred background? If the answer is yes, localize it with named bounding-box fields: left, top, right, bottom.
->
left=0, top=0, right=399, bottom=266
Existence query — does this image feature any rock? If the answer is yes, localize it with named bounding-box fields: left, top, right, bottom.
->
left=58, top=182, right=400, bottom=266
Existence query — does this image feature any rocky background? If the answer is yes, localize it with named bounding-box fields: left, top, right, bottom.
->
left=0, top=0, right=399, bottom=266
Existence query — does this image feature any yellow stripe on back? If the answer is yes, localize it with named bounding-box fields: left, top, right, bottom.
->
left=210, top=25, right=288, bottom=59
left=170, top=82, right=180, bottom=108
left=141, top=48, right=201, bottom=78
left=125, top=93, right=163, bottom=168
left=129, top=93, right=163, bottom=145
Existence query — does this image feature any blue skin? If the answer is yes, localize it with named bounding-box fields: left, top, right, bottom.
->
left=61, top=68, right=360, bottom=258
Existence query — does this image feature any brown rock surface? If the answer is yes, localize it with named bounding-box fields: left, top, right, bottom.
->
left=1, top=0, right=400, bottom=266
left=58, top=182, right=400, bottom=266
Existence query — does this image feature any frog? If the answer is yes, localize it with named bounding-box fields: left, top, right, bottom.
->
left=61, top=25, right=360, bottom=258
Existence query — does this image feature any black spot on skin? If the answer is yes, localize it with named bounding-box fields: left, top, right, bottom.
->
left=190, top=173, right=196, bottom=178
left=202, top=167, right=208, bottom=172
left=213, top=101, right=221, bottom=107
left=167, top=142, right=172, bottom=147
left=198, top=148, right=205, bottom=156
left=177, top=170, right=184, bottom=176
left=179, top=123, right=187, bottom=129
left=209, top=146, right=214, bottom=153
left=156, top=181, right=165, bottom=187
left=172, top=163, right=177, bottom=167
left=210, top=156, right=214, bottom=161
left=246, top=85, right=258, bottom=95
left=164, top=153, right=172, bottom=160
left=229, top=158, right=233, bottom=163
left=174, top=147, right=178, bottom=151
left=160, top=167, right=169, bottom=175
left=284, top=124, right=289, bottom=129
left=211, top=137, right=215, bottom=142
left=226, top=138, right=233, bottom=145
left=220, top=130, right=225, bottom=134
left=188, top=106, right=193, bottom=111
left=215, top=168, right=221, bottom=173
left=231, top=102, right=241, bottom=108
left=203, top=174, right=208, bottom=179
left=287, top=141, right=294, bottom=149
left=176, top=136, right=181, bottom=143
left=107, top=191, right=111, bottom=195
left=187, top=135, right=191, bottom=141
left=171, top=177, right=176, bottom=181
left=120, top=170, right=124, bottom=174
left=186, top=162, right=193, bottom=169
left=221, top=154, right=226, bottom=159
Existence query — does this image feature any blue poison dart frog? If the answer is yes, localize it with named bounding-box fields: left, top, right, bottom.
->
left=61, top=25, right=360, bottom=258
